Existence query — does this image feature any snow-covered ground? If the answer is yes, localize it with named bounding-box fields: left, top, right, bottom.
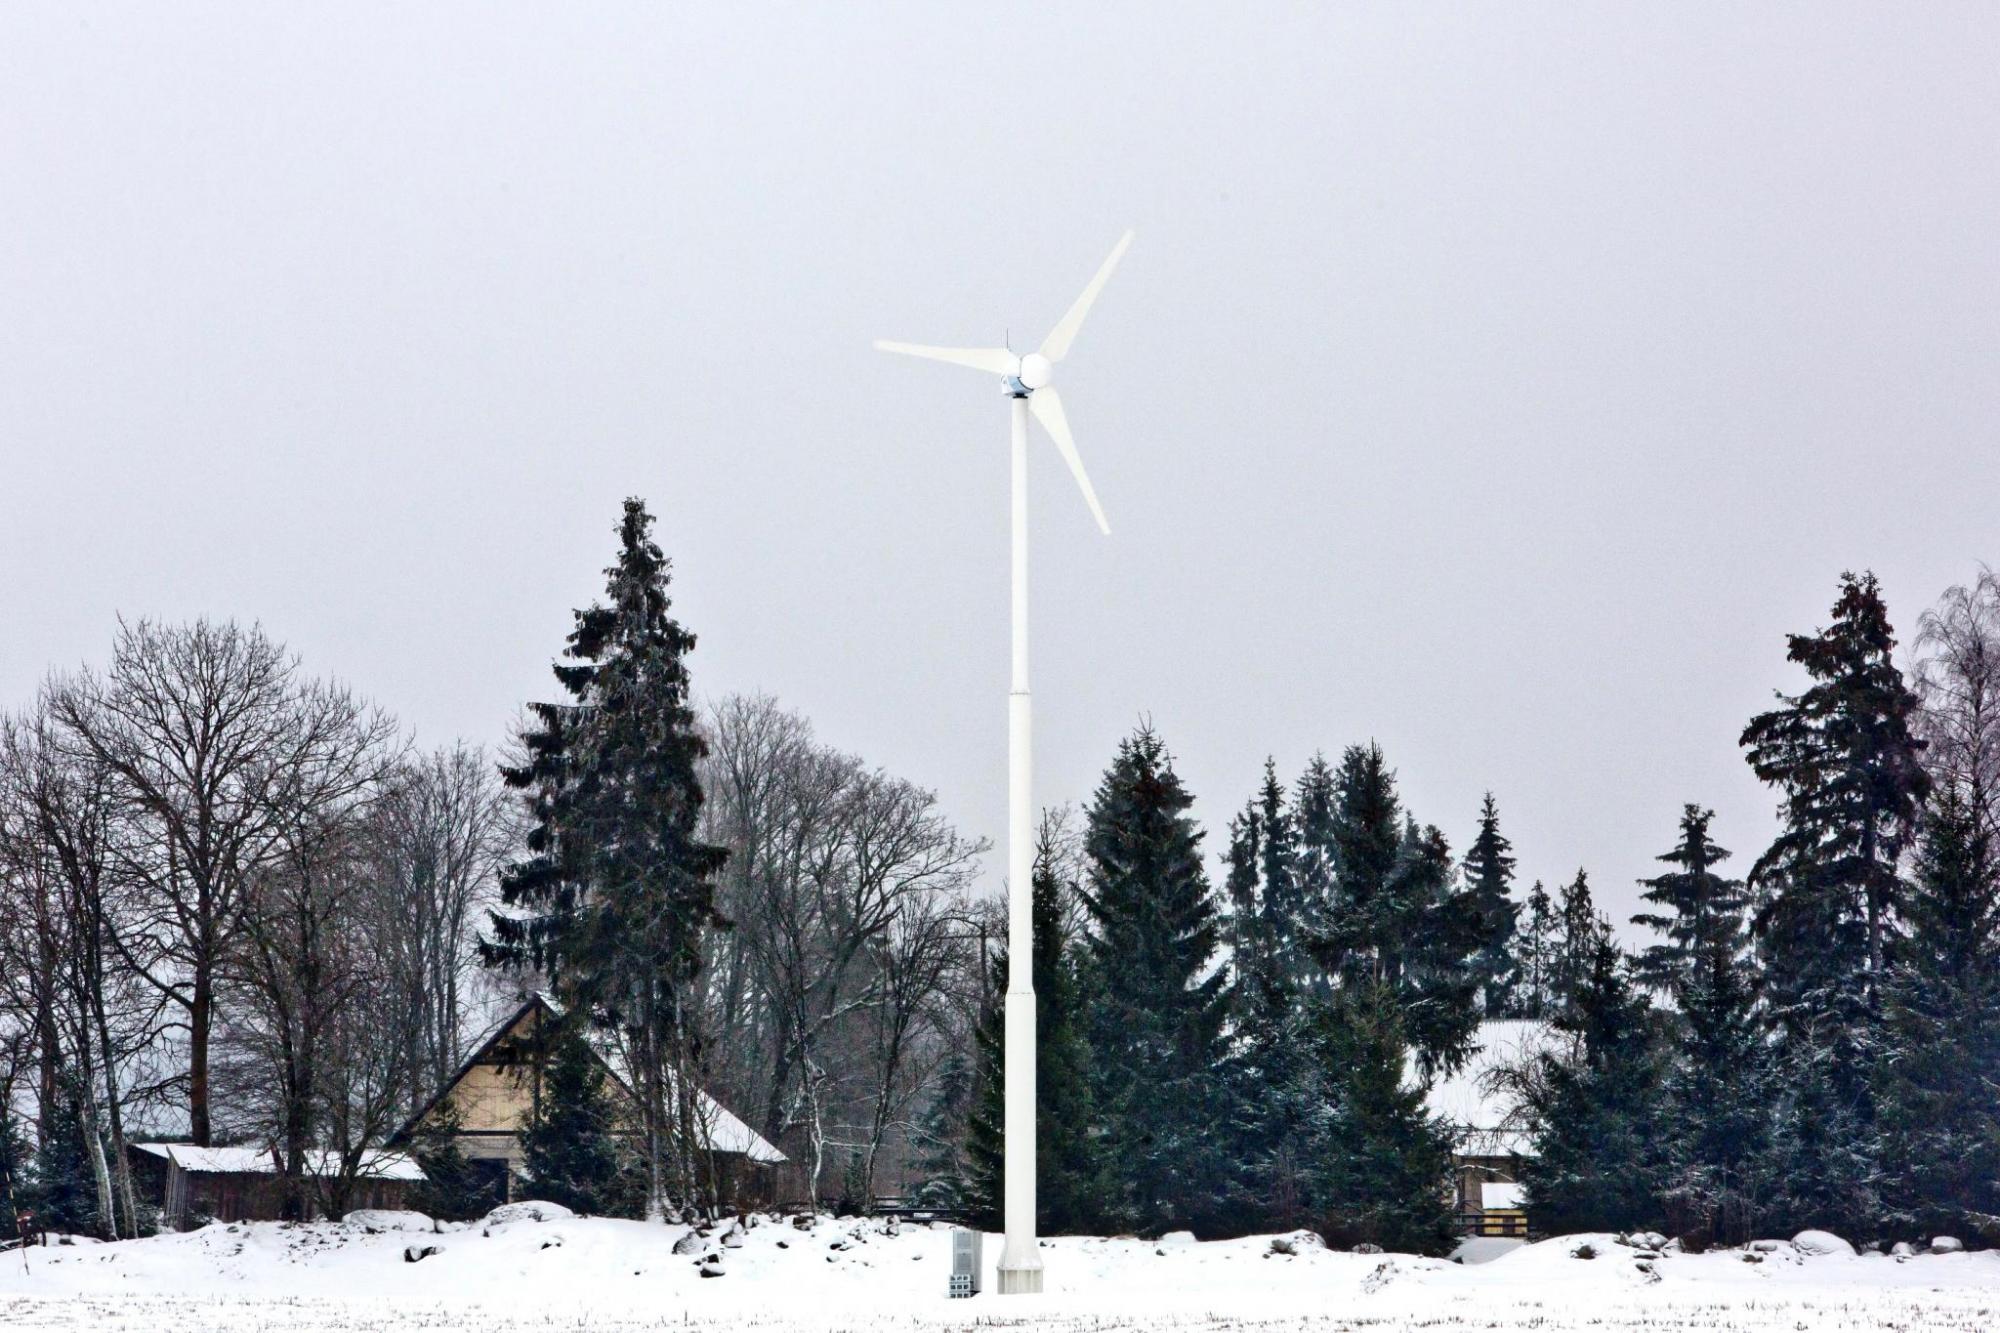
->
left=2, top=1205, right=1994, bottom=1332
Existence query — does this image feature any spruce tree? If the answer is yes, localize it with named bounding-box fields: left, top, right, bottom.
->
left=1876, top=781, right=2000, bottom=1235
left=1631, top=806, right=1744, bottom=997
left=1224, top=770, right=1311, bottom=1233
left=484, top=498, right=729, bottom=1216
left=0, top=1096, right=25, bottom=1241
left=1312, top=744, right=1481, bottom=1073
left=1741, top=571, right=1929, bottom=1032
left=911, top=1047, right=976, bottom=1212
left=1462, top=793, right=1521, bottom=1016
left=967, top=825, right=1107, bottom=1233
left=1305, top=987, right=1460, bottom=1255
left=1740, top=572, right=1927, bottom=1229
left=520, top=1028, right=639, bottom=1217
left=1633, top=806, right=1766, bottom=1245
left=1255, top=760, right=1304, bottom=983
left=1517, top=879, right=1557, bottom=1019
left=1519, top=928, right=1664, bottom=1235
left=1291, top=754, right=1340, bottom=997
left=1083, top=726, right=1230, bottom=1234
left=1551, top=870, right=1600, bottom=1019
left=32, top=1076, right=101, bottom=1235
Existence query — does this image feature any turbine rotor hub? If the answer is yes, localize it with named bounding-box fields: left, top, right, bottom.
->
left=1017, top=353, right=1052, bottom=391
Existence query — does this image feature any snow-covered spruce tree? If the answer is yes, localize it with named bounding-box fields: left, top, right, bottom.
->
left=520, top=1026, right=642, bottom=1217
left=909, top=1047, right=976, bottom=1213
left=1306, top=986, right=1459, bottom=1256
left=1290, top=754, right=1340, bottom=999
left=1310, top=744, right=1482, bottom=1075
left=967, top=823, right=1107, bottom=1233
left=1876, top=781, right=2000, bottom=1236
left=483, top=498, right=729, bottom=1219
left=1082, top=726, right=1231, bottom=1235
left=1222, top=765, right=1316, bottom=1232
left=1462, top=792, right=1521, bottom=1017
left=1632, top=805, right=1767, bottom=1245
left=1741, top=571, right=1928, bottom=1031
left=1518, top=921, right=1665, bottom=1235
left=1740, top=571, right=1927, bottom=1232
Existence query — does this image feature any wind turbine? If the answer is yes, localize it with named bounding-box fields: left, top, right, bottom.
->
left=876, top=230, right=1133, bottom=1296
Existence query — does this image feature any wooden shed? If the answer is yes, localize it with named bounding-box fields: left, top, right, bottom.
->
left=128, top=1143, right=425, bottom=1226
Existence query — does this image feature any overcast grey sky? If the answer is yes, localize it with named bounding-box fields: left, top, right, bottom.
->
left=4, top=4, right=1996, bottom=931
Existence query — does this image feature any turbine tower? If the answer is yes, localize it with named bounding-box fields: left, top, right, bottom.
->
left=876, top=230, right=1133, bottom=1296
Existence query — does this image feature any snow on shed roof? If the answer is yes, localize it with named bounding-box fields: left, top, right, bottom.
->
left=132, top=1143, right=425, bottom=1180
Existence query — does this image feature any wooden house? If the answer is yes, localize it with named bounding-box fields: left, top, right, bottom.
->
left=391, top=994, right=785, bottom=1208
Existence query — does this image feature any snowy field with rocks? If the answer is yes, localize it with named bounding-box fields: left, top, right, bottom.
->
left=2, top=1204, right=1995, bottom=1332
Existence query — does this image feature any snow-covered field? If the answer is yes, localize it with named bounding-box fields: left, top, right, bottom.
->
left=3, top=1205, right=1995, bottom=1332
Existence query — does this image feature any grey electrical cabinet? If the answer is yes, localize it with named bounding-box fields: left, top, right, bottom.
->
left=949, top=1228, right=982, bottom=1297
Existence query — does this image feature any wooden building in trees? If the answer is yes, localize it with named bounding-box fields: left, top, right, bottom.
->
left=392, top=994, right=785, bottom=1207
left=1422, top=1019, right=1548, bottom=1236
left=128, top=1144, right=425, bottom=1226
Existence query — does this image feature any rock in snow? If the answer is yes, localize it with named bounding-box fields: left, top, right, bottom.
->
left=671, top=1231, right=705, bottom=1256
left=1792, top=1230, right=1856, bottom=1257
left=1933, top=1236, right=1965, bottom=1255
left=484, top=1202, right=576, bottom=1227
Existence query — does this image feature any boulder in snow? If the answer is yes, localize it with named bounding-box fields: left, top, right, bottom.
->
left=721, top=1225, right=746, bottom=1249
left=1158, top=1230, right=1197, bottom=1246
left=344, top=1210, right=433, bottom=1234
left=699, top=1261, right=724, bottom=1278
left=1932, top=1236, right=1965, bottom=1254
left=1889, top=1241, right=1918, bottom=1258
left=402, top=1244, right=441, bottom=1263
left=671, top=1230, right=705, bottom=1256
left=1792, top=1229, right=1856, bottom=1257
left=484, top=1201, right=576, bottom=1227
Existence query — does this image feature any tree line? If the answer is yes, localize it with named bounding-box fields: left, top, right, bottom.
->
left=915, top=566, right=2000, bottom=1253
left=0, top=499, right=988, bottom=1233
left=5, top=497, right=1995, bottom=1253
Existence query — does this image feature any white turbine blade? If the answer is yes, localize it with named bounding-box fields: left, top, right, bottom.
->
left=872, top=341, right=1015, bottom=375
left=1028, top=387, right=1110, bottom=535
left=1037, top=230, right=1134, bottom=364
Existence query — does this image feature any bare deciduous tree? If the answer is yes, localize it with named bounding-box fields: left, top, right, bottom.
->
left=49, top=619, right=395, bottom=1145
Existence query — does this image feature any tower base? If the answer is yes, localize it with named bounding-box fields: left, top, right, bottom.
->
left=996, top=1262, right=1044, bottom=1295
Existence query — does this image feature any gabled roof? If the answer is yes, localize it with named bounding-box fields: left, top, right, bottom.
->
left=392, top=994, right=785, bottom=1165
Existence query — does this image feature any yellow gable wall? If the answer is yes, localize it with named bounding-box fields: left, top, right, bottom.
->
left=421, top=1003, right=638, bottom=1141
